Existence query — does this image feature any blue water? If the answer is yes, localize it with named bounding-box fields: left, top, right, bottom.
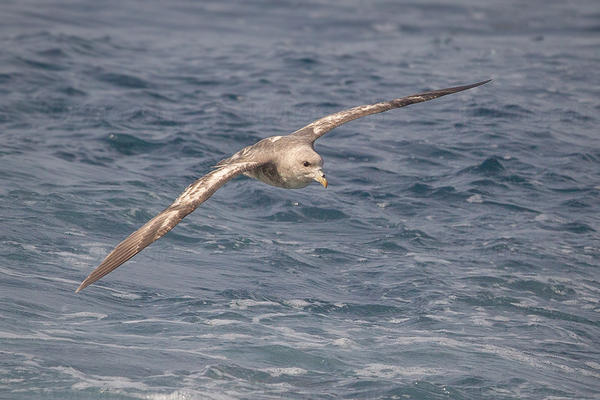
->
left=1, top=1, right=599, bottom=399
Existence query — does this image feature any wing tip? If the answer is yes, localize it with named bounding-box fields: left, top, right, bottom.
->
left=75, top=280, right=88, bottom=293
left=474, top=78, right=492, bottom=87
left=453, top=79, right=492, bottom=92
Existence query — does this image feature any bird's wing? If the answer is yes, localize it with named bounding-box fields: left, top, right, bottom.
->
left=290, top=80, right=491, bottom=143
left=76, top=160, right=263, bottom=292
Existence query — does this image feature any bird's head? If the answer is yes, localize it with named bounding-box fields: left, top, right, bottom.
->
left=285, top=145, right=327, bottom=189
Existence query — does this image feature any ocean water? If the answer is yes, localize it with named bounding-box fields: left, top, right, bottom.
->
left=1, top=0, right=599, bottom=399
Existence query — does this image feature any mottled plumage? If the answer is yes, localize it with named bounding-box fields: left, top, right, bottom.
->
left=76, top=79, right=490, bottom=292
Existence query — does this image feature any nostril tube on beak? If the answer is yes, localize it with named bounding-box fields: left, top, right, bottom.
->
left=316, top=173, right=328, bottom=188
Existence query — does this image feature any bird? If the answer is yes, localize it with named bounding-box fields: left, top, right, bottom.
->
left=76, top=79, right=491, bottom=292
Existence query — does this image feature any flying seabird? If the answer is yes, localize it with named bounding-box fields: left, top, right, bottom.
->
left=76, top=79, right=490, bottom=292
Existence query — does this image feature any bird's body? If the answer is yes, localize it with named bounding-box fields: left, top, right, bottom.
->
left=76, top=79, right=490, bottom=293
left=218, top=135, right=325, bottom=189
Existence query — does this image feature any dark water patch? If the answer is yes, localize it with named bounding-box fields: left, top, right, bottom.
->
left=58, top=86, right=86, bottom=96
left=36, top=48, right=68, bottom=58
left=503, top=103, right=534, bottom=115
left=1, top=299, right=53, bottom=320
left=501, top=174, right=532, bottom=187
left=266, top=209, right=304, bottom=222
left=560, top=110, right=595, bottom=123
left=461, top=292, right=598, bottom=327
left=469, top=179, right=510, bottom=189
left=300, top=206, right=348, bottom=221
left=391, top=227, right=437, bottom=246
left=478, top=237, right=525, bottom=253
left=407, top=182, right=434, bottom=195
left=53, top=150, right=76, bottom=162
left=404, top=142, right=464, bottom=161
left=201, top=364, right=273, bottom=383
left=236, top=344, right=346, bottom=371
left=141, top=90, right=177, bottom=102
left=548, top=186, right=590, bottom=194
left=481, top=200, right=538, bottom=213
left=78, top=152, right=114, bottom=167
left=13, top=96, right=72, bottom=115
left=0, top=73, right=14, bottom=84
left=561, top=198, right=591, bottom=209
left=465, top=157, right=505, bottom=175
left=295, top=101, right=342, bottom=110
left=406, top=156, right=445, bottom=167
left=470, top=106, right=524, bottom=119
left=553, top=222, right=595, bottom=234
left=267, top=207, right=347, bottom=222
left=364, top=238, right=408, bottom=252
left=96, top=72, right=150, bottom=89
left=305, top=301, right=404, bottom=317
left=221, top=93, right=243, bottom=101
left=461, top=275, right=507, bottom=288
left=217, top=288, right=274, bottom=302
left=565, top=152, right=599, bottom=163
left=542, top=171, right=578, bottom=184
left=429, top=185, right=462, bottom=200
left=499, top=259, right=542, bottom=271
left=508, top=279, right=576, bottom=300
left=202, top=236, right=255, bottom=251
left=103, top=133, right=164, bottom=155
left=123, top=108, right=183, bottom=127
left=16, top=56, right=66, bottom=71
left=208, top=311, right=251, bottom=323
left=459, top=291, right=521, bottom=308
left=219, top=110, right=254, bottom=128
left=284, top=56, right=321, bottom=67
left=173, top=75, right=223, bottom=87
left=309, top=247, right=357, bottom=265
left=268, top=251, right=322, bottom=273
left=407, top=182, right=465, bottom=202
left=517, top=305, right=599, bottom=327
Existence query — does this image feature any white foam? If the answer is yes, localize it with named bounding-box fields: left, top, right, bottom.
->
left=204, top=319, right=240, bottom=326
left=408, top=253, right=451, bottom=265
left=50, top=365, right=149, bottom=391
left=388, top=317, right=410, bottom=324
left=332, top=337, right=354, bottom=347
left=284, top=299, right=310, bottom=309
left=122, top=318, right=190, bottom=325
left=59, top=312, right=107, bottom=320
left=141, top=390, right=195, bottom=400
left=252, top=313, right=288, bottom=324
left=264, top=367, right=307, bottom=377
left=467, top=194, right=483, bottom=203
left=229, top=299, right=279, bottom=310
left=585, top=361, right=600, bottom=370
left=534, top=213, right=565, bottom=223
left=111, top=292, right=142, bottom=300
left=356, top=363, right=442, bottom=379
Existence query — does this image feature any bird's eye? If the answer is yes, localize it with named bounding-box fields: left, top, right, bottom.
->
left=303, top=161, right=311, bottom=167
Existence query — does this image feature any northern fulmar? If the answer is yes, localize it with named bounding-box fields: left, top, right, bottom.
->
left=76, top=79, right=490, bottom=292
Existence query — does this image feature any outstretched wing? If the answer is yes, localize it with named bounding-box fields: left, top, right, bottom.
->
left=76, top=161, right=262, bottom=292
left=291, top=80, right=491, bottom=143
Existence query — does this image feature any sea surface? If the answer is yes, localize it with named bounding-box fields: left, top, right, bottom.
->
left=1, top=1, right=599, bottom=399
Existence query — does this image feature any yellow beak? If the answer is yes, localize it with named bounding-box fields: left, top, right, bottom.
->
left=315, top=175, right=328, bottom=188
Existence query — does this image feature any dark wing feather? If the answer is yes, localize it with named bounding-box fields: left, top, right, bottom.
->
left=291, top=80, right=491, bottom=143
left=76, top=161, right=262, bottom=292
